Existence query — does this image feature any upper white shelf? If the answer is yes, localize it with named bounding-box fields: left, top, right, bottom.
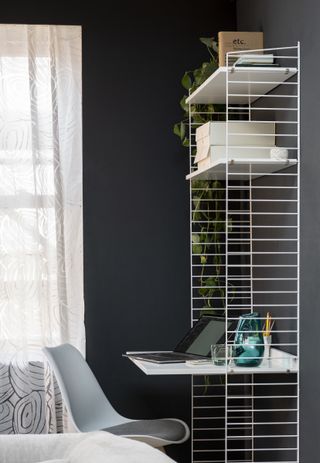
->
left=186, top=66, right=298, bottom=105
left=127, top=348, right=297, bottom=376
left=186, top=158, right=297, bottom=181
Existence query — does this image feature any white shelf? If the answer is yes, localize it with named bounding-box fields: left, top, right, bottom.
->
left=186, top=66, right=297, bottom=105
left=127, top=348, right=297, bottom=376
left=186, top=158, right=297, bottom=181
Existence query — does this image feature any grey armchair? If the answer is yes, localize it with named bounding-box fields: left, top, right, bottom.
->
left=43, top=344, right=189, bottom=449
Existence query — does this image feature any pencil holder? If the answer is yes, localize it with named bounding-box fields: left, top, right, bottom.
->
left=263, top=335, right=272, bottom=360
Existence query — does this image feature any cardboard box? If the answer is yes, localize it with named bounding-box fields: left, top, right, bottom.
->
left=197, top=145, right=274, bottom=171
left=218, top=31, right=264, bottom=66
left=195, top=121, right=275, bottom=164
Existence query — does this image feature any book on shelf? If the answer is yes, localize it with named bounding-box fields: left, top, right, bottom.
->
left=234, top=54, right=277, bottom=67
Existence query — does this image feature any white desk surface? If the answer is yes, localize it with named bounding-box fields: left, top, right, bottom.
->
left=126, top=348, right=298, bottom=376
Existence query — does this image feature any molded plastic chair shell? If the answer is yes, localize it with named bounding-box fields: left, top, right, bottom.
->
left=43, top=344, right=189, bottom=448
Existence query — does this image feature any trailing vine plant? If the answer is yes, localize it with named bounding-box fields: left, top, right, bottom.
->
left=173, top=38, right=225, bottom=148
left=174, top=37, right=227, bottom=315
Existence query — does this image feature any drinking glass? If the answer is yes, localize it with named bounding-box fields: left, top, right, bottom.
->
left=211, top=344, right=231, bottom=366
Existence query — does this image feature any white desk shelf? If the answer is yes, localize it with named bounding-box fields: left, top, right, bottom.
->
left=128, top=348, right=297, bottom=376
left=186, top=158, right=297, bottom=181
left=186, top=66, right=297, bottom=105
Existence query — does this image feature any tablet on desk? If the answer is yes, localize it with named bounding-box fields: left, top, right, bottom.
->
left=124, top=315, right=233, bottom=364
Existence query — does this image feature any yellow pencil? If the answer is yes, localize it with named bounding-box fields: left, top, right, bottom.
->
left=265, top=312, right=272, bottom=337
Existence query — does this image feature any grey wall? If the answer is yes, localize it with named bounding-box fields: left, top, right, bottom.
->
left=237, top=1, right=320, bottom=460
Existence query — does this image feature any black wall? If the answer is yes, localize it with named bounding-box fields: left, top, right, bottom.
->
left=237, top=1, right=319, bottom=461
left=83, top=5, right=235, bottom=462
left=0, top=2, right=236, bottom=462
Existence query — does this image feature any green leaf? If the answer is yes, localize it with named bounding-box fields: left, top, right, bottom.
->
left=193, top=67, right=203, bottom=86
left=180, top=121, right=186, bottom=140
left=199, top=37, right=219, bottom=56
left=188, top=82, right=197, bottom=95
left=205, top=277, right=216, bottom=287
left=211, top=40, right=218, bottom=53
left=180, top=95, right=188, bottom=113
left=192, top=244, right=202, bottom=255
left=181, top=72, right=192, bottom=90
left=192, top=234, right=201, bottom=244
left=201, top=61, right=218, bottom=81
left=200, top=255, right=207, bottom=265
left=173, top=123, right=181, bottom=137
left=199, top=37, right=216, bottom=49
left=182, top=137, right=189, bottom=147
left=199, top=287, right=208, bottom=296
left=199, top=234, right=206, bottom=243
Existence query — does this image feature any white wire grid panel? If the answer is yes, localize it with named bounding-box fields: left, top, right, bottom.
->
left=192, top=374, right=298, bottom=463
left=188, top=44, right=300, bottom=463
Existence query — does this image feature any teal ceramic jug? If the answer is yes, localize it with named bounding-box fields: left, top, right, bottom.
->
left=233, top=312, right=264, bottom=367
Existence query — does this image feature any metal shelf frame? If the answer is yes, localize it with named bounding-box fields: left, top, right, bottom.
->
left=187, top=44, right=300, bottom=463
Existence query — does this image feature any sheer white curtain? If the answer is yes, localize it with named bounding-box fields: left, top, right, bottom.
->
left=0, top=25, right=83, bottom=433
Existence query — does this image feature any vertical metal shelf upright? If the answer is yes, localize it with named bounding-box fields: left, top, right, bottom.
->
left=187, top=44, right=300, bottom=463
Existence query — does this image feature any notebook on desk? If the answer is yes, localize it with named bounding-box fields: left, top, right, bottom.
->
left=124, top=315, right=233, bottom=364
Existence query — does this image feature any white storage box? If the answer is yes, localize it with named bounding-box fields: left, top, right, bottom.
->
left=196, top=121, right=275, bottom=145
left=197, top=145, right=274, bottom=170
left=195, top=121, right=275, bottom=164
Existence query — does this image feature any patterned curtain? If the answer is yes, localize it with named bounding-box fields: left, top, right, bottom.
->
left=0, top=25, right=83, bottom=433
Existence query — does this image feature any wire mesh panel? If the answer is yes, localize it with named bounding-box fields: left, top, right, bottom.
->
left=192, top=374, right=298, bottom=463
left=188, top=44, right=300, bottom=463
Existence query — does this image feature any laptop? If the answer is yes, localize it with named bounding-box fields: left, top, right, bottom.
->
left=124, top=315, right=233, bottom=364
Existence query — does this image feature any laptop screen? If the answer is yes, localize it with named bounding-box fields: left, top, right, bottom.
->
left=175, top=316, right=232, bottom=357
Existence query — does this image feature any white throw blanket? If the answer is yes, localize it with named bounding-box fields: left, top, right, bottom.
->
left=0, top=432, right=175, bottom=463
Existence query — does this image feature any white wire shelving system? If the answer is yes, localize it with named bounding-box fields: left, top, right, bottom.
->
left=186, top=44, right=300, bottom=463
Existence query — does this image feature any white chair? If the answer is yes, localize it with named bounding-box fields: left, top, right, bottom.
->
left=43, top=344, right=189, bottom=449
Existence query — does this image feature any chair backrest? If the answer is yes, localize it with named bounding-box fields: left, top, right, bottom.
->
left=43, top=344, right=126, bottom=432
